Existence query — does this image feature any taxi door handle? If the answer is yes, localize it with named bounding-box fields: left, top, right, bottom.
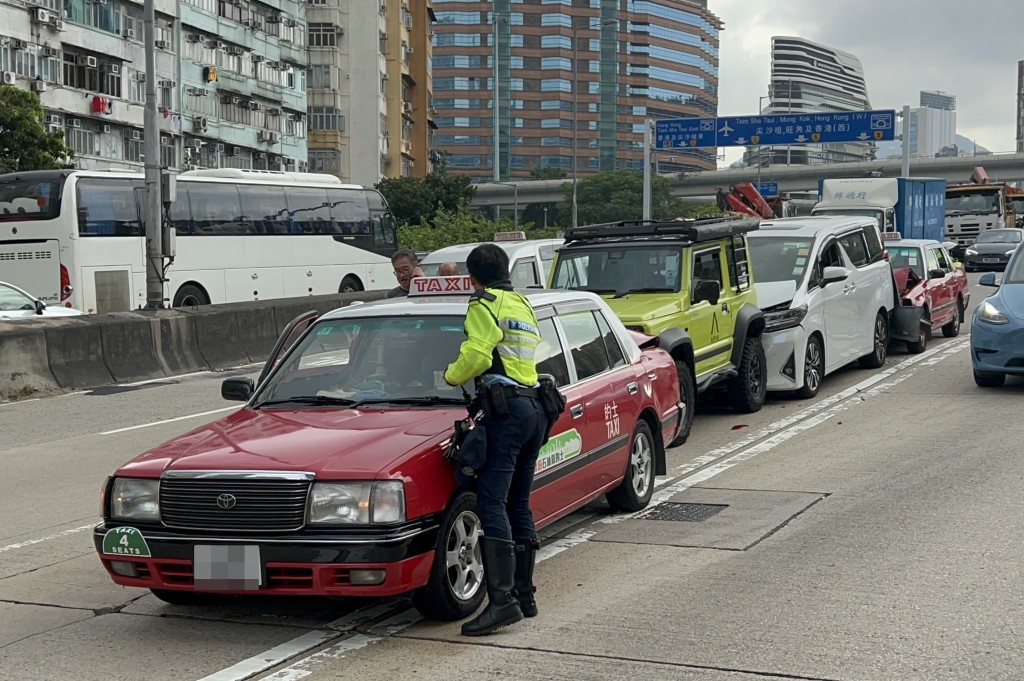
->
left=570, top=404, right=584, bottom=419
left=627, top=382, right=638, bottom=395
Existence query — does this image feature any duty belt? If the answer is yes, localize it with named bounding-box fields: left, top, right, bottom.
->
left=498, top=384, right=540, bottom=399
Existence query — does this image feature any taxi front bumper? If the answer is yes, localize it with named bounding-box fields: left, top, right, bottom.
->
left=93, top=520, right=438, bottom=597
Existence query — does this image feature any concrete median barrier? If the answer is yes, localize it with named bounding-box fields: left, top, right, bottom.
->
left=0, top=322, right=59, bottom=399
left=93, top=312, right=168, bottom=384
left=42, top=317, right=116, bottom=389
left=150, top=311, right=209, bottom=376
left=0, top=289, right=395, bottom=398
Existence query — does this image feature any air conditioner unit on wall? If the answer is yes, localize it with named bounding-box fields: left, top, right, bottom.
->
left=1, top=72, right=14, bottom=85
left=33, top=8, right=49, bottom=23
left=31, top=80, right=46, bottom=92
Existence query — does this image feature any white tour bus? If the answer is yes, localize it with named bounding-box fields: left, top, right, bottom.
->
left=0, top=168, right=399, bottom=313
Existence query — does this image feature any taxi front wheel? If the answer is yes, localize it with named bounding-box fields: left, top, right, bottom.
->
left=412, top=492, right=487, bottom=621
left=606, top=421, right=656, bottom=513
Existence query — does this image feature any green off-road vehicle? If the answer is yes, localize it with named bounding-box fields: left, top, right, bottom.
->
left=549, top=217, right=767, bottom=446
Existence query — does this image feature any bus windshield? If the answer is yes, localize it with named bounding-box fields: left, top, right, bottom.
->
left=0, top=175, right=63, bottom=222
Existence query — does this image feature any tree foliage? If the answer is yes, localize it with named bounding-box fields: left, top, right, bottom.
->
left=398, top=206, right=560, bottom=252
left=0, top=85, right=74, bottom=173
left=559, top=170, right=686, bottom=226
left=528, top=166, right=567, bottom=180
left=375, top=171, right=476, bottom=227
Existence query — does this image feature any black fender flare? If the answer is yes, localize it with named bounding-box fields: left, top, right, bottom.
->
left=730, top=304, right=766, bottom=366
left=656, top=327, right=695, bottom=371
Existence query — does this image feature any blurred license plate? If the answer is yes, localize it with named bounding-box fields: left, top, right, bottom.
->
left=984, top=258, right=999, bottom=263
left=193, top=545, right=262, bottom=590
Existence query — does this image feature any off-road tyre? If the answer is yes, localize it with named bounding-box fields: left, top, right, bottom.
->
left=729, top=336, right=767, bottom=414
left=668, top=360, right=695, bottom=447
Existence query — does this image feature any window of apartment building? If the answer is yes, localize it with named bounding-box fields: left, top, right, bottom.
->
left=222, top=96, right=254, bottom=126
left=308, top=23, right=338, bottom=48
left=64, top=0, right=124, bottom=35
left=66, top=124, right=97, bottom=156
left=541, top=79, right=571, bottom=93
left=279, top=19, right=303, bottom=45
left=541, top=35, right=571, bottom=49
left=308, top=150, right=340, bottom=174
left=541, top=57, right=571, bottom=71
left=184, top=0, right=217, bottom=13
left=540, top=14, right=571, bottom=28
left=284, top=112, right=306, bottom=138
left=434, top=33, right=482, bottom=48
left=218, top=0, right=247, bottom=24
left=541, top=100, right=572, bottom=111
left=309, top=106, right=343, bottom=131
left=13, top=48, right=38, bottom=79
left=216, top=48, right=244, bottom=75
left=63, top=53, right=99, bottom=92
left=309, top=64, right=332, bottom=89
left=123, top=130, right=145, bottom=163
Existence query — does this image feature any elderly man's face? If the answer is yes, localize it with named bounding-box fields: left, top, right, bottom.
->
left=393, top=256, right=418, bottom=289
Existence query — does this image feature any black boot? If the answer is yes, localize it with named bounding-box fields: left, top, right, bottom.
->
left=514, top=539, right=539, bottom=618
left=461, top=537, right=523, bottom=636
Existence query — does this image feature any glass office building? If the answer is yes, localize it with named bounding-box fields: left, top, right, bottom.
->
left=432, top=0, right=722, bottom=182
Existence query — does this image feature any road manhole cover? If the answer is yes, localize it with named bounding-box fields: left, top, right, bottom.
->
left=641, top=502, right=728, bottom=522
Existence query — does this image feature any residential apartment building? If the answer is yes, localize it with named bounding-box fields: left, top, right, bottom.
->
left=306, top=0, right=435, bottom=186
left=745, top=36, right=874, bottom=167
left=431, top=0, right=722, bottom=182
left=0, top=0, right=308, bottom=172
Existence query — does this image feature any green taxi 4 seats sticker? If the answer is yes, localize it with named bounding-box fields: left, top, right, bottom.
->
left=102, top=527, right=152, bottom=557
left=535, top=428, right=583, bottom=474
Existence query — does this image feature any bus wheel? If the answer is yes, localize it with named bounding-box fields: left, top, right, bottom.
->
left=173, top=284, right=209, bottom=308
left=339, top=275, right=363, bottom=293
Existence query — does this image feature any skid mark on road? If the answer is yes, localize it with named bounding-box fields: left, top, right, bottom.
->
left=203, top=337, right=970, bottom=681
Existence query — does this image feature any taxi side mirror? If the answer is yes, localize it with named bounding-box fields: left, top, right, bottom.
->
left=928, top=268, right=946, bottom=280
left=222, top=377, right=255, bottom=402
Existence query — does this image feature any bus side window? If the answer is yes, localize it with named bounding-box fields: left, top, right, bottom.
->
left=76, top=178, right=142, bottom=237
left=327, top=188, right=369, bottom=235
left=169, top=183, right=193, bottom=235
left=239, top=185, right=288, bottom=235
left=185, top=182, right=243, bottom=235
left=287, top=187, right=332, bottom=235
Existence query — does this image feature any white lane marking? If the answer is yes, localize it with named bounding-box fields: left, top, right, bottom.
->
left=0, top=524, right=95, bottom=555
left=201, top=336, right=971, bottom=681
left=100, top=407, right=238, bottom=435
left=195, top=600, right=405, bottom=681
left=118, top=365, right=261, bottom=388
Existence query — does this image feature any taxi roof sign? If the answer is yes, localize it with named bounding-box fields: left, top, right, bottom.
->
left=493, top=230, right=527, bottom=242
left=881, top=231, right=902, bottom=241
left=408, top=275, right=475, bottom=297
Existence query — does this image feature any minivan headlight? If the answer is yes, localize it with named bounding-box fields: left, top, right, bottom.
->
left=110, top=478, right=160, bottom=521
left=308, top=481, right=406, bottom=525
left=764, top=304, right=808, bottom=332
left=978, top=301, right=1010, bottom=325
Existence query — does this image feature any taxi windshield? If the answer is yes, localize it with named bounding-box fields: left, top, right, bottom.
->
left=256, top=315, right=471, bottom=407
left=884, top=246, right=924, bottom=277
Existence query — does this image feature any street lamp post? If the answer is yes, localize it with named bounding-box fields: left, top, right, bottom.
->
left=571, top=17, right=617, bottom=230
left=756, top=93, right=770, bottom=185
left=496, top=181, right=519, bottom=229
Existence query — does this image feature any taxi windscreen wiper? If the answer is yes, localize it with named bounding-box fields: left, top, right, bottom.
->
left=255, top=395, right=358, bottom=409
left=613, top=287, right=675, bottom=298
left=350, top=395, right=468, bottom=408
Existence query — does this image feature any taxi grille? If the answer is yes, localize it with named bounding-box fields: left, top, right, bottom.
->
left=160, top=478, right=311, bottom=532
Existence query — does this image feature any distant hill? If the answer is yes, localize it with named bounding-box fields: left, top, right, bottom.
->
left=876, top=134, right=990, bottom=159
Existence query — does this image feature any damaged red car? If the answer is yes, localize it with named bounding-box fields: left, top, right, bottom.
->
left=885, top=236, right=970, bottom=353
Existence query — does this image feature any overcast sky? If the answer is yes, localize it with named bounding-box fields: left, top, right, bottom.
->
left=711, top=0, right=1021, bottom=167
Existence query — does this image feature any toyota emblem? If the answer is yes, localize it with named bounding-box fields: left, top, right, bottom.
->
left=216, top=493, right=237, bottom=509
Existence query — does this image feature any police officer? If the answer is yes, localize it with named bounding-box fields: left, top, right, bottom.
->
left=444, top=243, right=547, bottom=637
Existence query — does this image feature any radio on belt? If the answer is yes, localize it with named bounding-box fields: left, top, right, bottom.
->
left=408, top=275, right=475, bottom=296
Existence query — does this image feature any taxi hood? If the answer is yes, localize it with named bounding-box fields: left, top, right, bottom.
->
left=115, top=407, right=459, bottom=479
left=603, top=294, right=685, bottom=324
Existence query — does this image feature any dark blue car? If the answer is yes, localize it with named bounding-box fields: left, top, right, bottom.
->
left=971, top=244, right=1024, bottom=387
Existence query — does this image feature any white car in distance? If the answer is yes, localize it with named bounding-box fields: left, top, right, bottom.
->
left=0, top=281, right=84, bottom=320
left=746, top=216, right=895, bottom=398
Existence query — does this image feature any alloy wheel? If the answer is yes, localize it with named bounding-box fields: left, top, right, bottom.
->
left=445, top=511, right=484, bottom=601
left=630, top=431, right=653, bottom=498
left=804, top=340, right=822, bottom=394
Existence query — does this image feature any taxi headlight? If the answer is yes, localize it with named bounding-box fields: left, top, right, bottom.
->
left=308, top=481, right=405, bottom=525
left=110, top=478, right=160, bottom=521
left=978, top=301, right=1010, bottom=325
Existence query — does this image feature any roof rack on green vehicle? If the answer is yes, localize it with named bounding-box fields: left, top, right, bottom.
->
left=563, top=215, right=760, bottom=244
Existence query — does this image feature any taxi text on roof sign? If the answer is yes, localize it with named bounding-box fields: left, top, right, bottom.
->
left=493, top=230, right=527, bottom=242
left=881, top=232, right=902, bottom=241
left=409, top=275, right=475, bottom=296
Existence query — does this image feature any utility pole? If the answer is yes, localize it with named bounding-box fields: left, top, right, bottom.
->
left=901, top=104, right=911, bottom=177
left=143, top=0, right=163, bottom=309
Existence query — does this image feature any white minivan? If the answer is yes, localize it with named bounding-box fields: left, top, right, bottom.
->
left=747, top=216, right=895, bottom=398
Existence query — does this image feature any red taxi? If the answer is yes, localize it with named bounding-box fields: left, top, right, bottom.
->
left=884, top=235, right=970, bottom=353
left=94, top=277, right=683, bottom=620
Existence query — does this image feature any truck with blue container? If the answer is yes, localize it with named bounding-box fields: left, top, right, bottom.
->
left=810, top=177, right=947, bottom=241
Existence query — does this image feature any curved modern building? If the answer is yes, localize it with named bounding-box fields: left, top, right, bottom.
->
left=431, top=0, right=723, bottom=182
left=745, top=36, right=875, bottom=167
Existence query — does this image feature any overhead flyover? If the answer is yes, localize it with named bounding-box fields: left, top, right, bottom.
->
left=470, top=152, right=1024, bottom=209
